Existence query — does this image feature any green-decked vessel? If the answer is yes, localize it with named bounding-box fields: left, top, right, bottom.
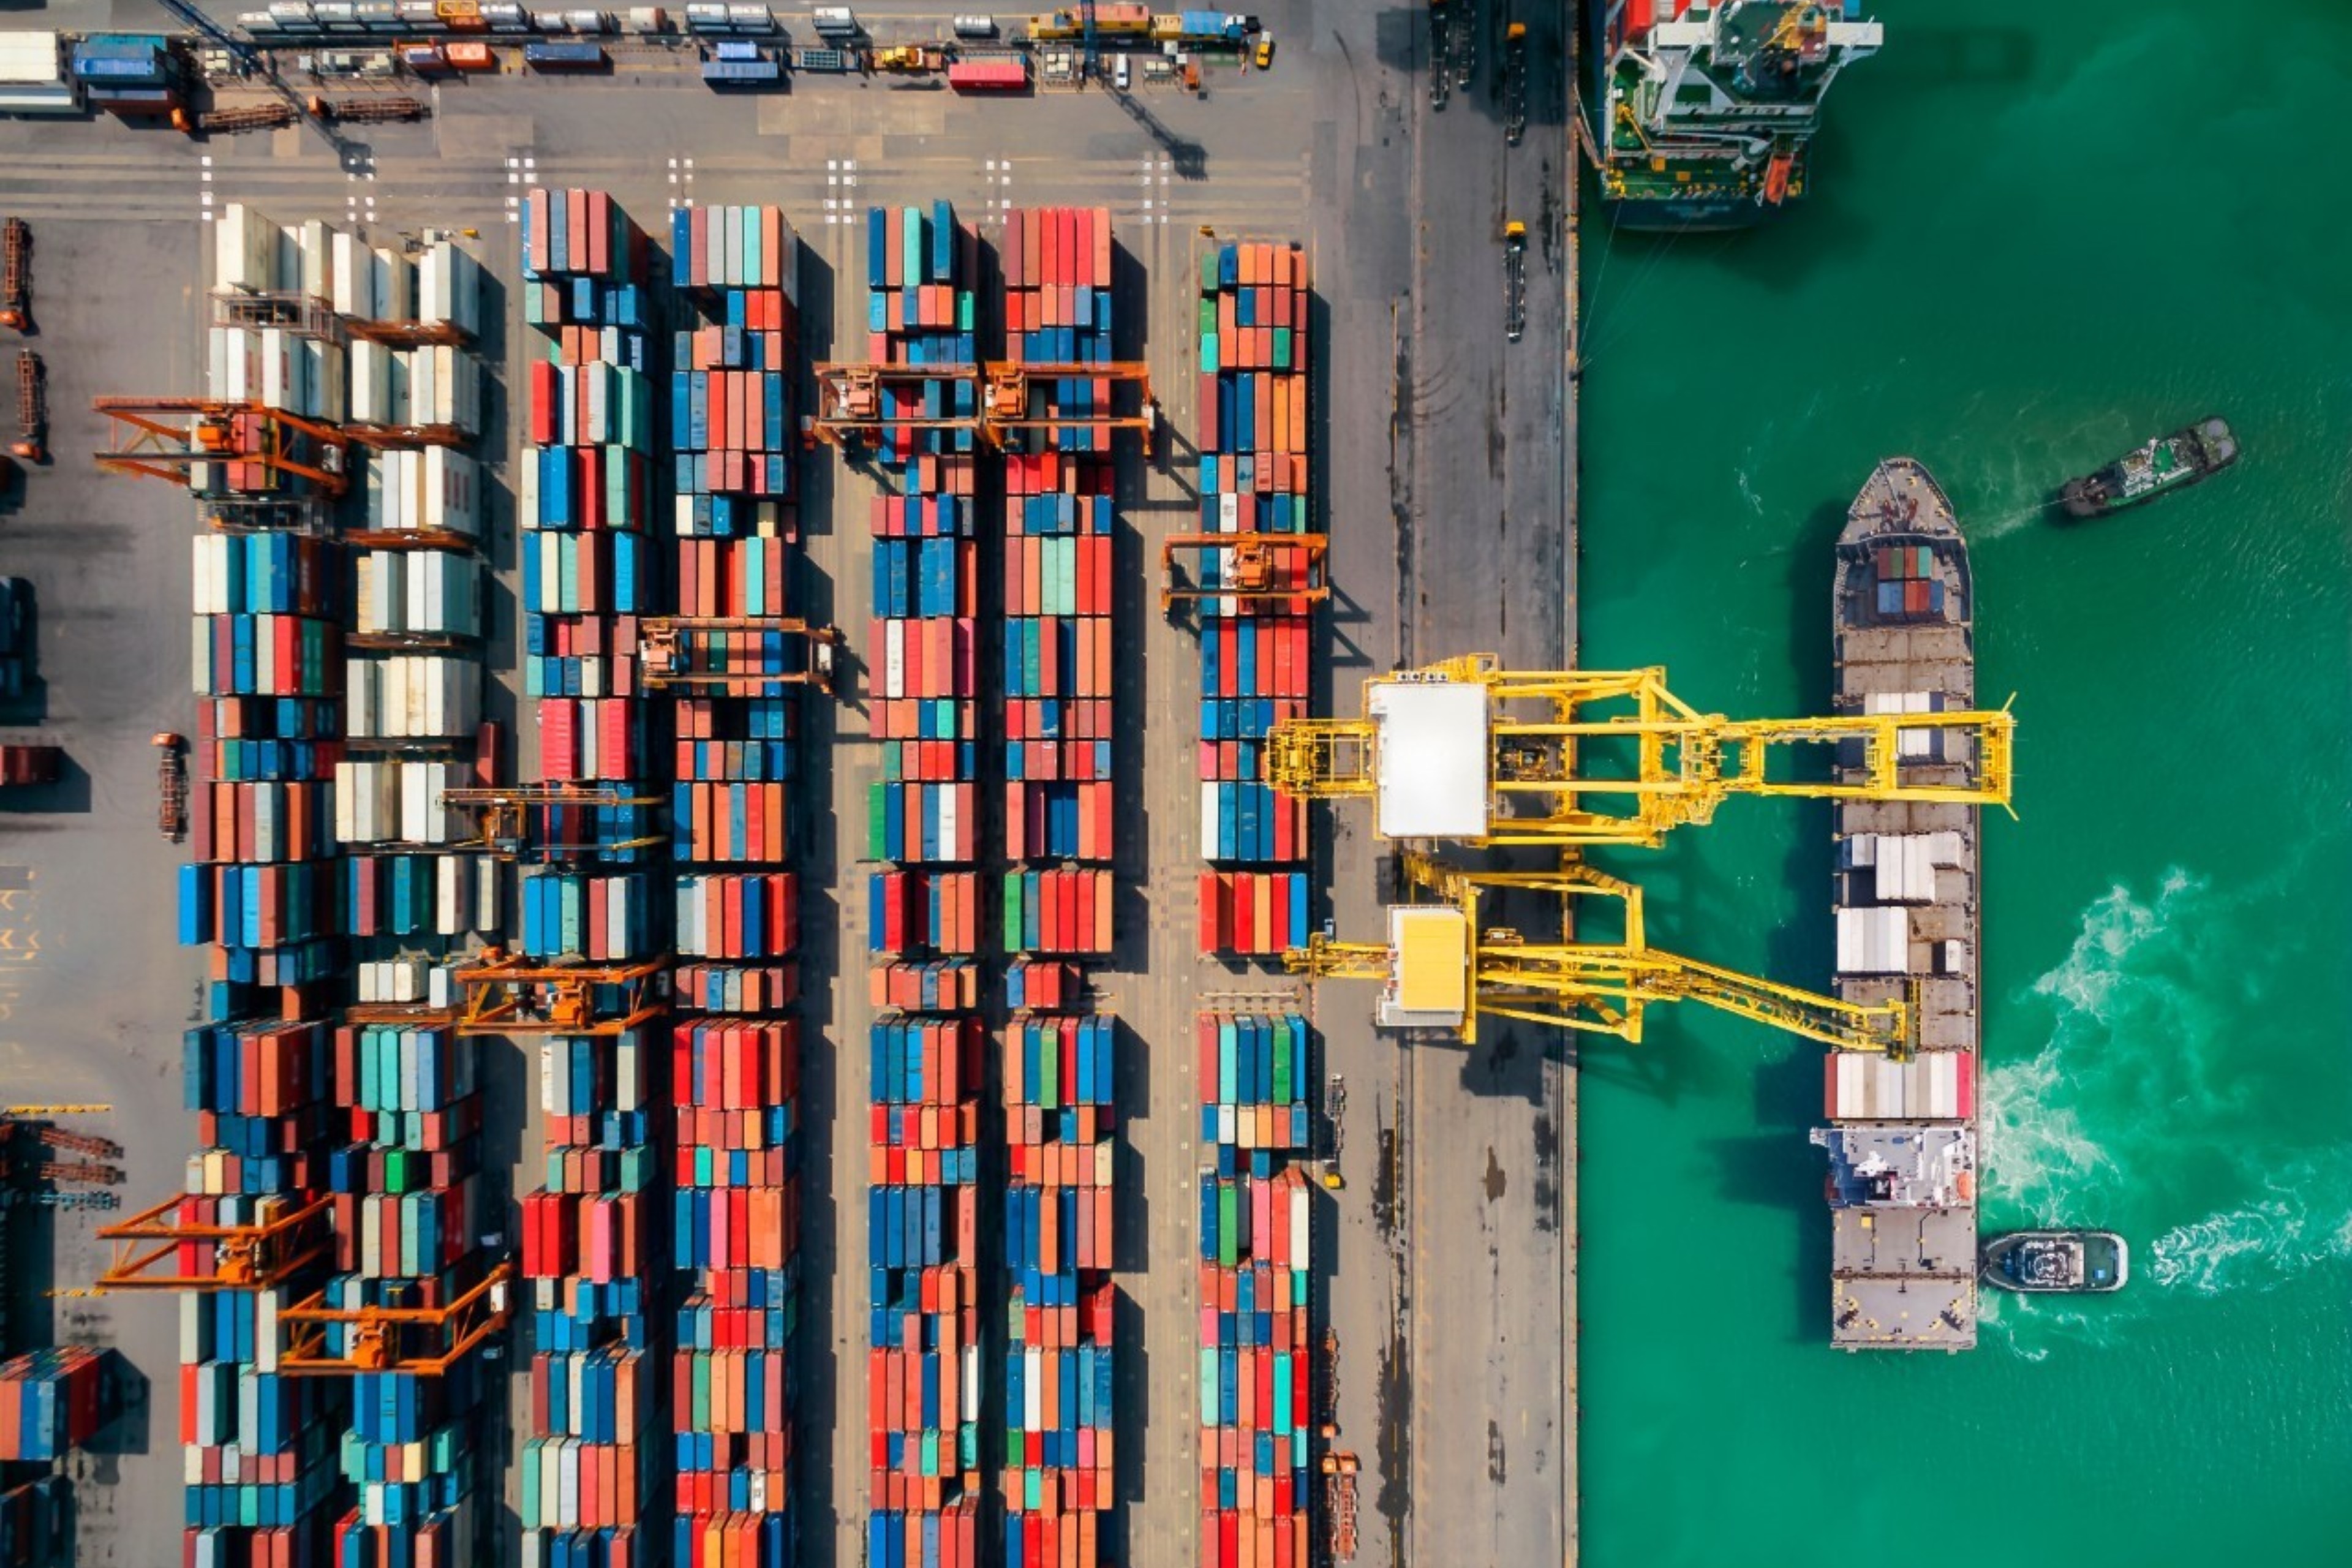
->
left=1589, top=1, right=1882, bottom=229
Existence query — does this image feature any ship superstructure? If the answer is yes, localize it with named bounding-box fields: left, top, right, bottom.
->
left=1590, top=1, right=1883, bottom=228
left=1819, top=459, right=1984, bottom=1351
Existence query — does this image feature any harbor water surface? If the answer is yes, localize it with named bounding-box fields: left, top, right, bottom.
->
left=1574, top=2, right=2352, bottom=1562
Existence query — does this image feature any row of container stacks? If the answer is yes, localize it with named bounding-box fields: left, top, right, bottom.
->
left=663, top=202, right=810, bottom=1567
left=216, top=204, right=482, bottom=336
left=0, top=1348, right=110, bottom=1463
left=862, top=202, right=987, bottom=1568
left=998, top=219, right=1123, bottom=1566
left=516, top=188, right=670, bottom=1567
left=309, top=197, right=497, bottom=1566
left=998, top=1004, right=1115, bottom=1560
left=1191, top=241, right=1316, bottom=962
left=0, top=1477, right=66, bottom=1568
left=1195, top=990, right=1316, bottom=1568
left=1000, top=203, right=1121, bottom=954
left=168, top=205, right=499, bottom=1567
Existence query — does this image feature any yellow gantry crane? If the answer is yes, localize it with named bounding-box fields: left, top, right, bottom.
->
left=1289, top=851, right=1917, bottom=1055
left=1267, top=655, right=2014, bottom=848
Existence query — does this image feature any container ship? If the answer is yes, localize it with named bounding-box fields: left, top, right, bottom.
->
left=1588, top=1, right=1883, bottom=229
left=1812, top=458, right=1983, bottom=1351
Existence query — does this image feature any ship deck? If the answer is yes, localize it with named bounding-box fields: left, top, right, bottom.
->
left=1825, top=458, right=1984, bottom=1351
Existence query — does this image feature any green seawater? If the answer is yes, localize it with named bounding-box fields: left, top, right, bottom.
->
left=1574, top=3, right=2352, bottom=1561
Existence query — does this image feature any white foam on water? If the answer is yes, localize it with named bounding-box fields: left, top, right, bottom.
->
left=2146, top=1153, right=2352, bottom=1297
left=1981, top=872, right=2201, bottom=1215
left=1986, top=862, right=2352, bottom=1346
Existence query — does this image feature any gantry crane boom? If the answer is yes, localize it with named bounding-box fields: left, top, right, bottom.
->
left=1290, top=851, right=1916, bottom=1055
left=437, top=783, right=666, bottom=858
left=811, top=360, right=1155, bottom=447
left=1160, top=532, right=1331, bottom=612
left=450, top=949, right=667, bottom=1036
left=810, top=362, right=984, bottom=447
left=94, top=397, right=352, bottom=499
left=279, top=1261, right=513, bottom=1376
left=94, top=1193, right=334, bottom=1291
left=1268, top=656, right=2014, bottom=847
left=638, top=616, right=843, bottom=696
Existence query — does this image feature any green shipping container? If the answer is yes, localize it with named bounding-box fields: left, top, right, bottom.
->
left=1272, top=327, right=1293, bottom=370
left=1218, top=1182, right=1238, bottom=1267
left=867, top=783, right=888, bottom=860
left=1198, top=1347, right=1219, bottom=1423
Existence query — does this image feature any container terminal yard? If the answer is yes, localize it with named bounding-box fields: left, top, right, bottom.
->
left=0, top=4, right=2018, bottom=1568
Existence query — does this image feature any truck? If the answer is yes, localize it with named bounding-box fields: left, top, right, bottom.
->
left=1502, top=219, right=1526, bottom=343
left=13, top=350, right=45, bottom=464
left=871, top=43, right=943, bottom=72
left=0, top=219, right=28, bottom=332
left=1502, top=20, right=1526, bottom=145
left=0, top=577, right=28, bottom=698
left=310, top=93, right=431, bottom=120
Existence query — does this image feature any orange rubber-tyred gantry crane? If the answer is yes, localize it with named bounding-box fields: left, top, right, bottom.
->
left=94, top=1192, right=334, bottom=1292
left=1160, top=532, right=1330, bottom=613
left=94, top=397, right=353, bottom=500
left=450, top=948, right=668, bottom=1037
left=810, top=360, right=1156, bottom=448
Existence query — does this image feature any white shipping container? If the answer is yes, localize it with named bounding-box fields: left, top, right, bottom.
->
left=332, top=230, right=370, bottom=318
left=216, top=203, right=279, bottom=293
left=375, top=246, right=416, bottom=320
left=426, top=447, right=481, bottom=536
left=350, top=339, right=394, bottom=424
left=298, top=217, right=334, bottom=300
left=418, top=240, right=483, bottom=335
left=1199, top=783, right=1221, bottom=861
left=306, top=337, right=346, bottom=421
left=884, top=619, right=906, bottom=698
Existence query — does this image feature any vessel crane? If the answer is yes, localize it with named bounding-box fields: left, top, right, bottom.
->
left=1289, top=850, right=1917, bottom=1055
left=1268, top=655, right=2015, bottom=848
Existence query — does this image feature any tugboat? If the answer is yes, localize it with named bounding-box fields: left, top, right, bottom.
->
left=1981, top=1230, right=2128, bottom=1294
left=2060, top=417, right=2239, bottom=518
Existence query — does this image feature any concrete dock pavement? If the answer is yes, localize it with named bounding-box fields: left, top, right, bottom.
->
left=0, top=4, right=1582, bottom=1562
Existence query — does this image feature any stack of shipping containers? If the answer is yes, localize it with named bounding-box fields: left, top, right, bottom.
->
left=665, top=202, right=805, bottom=1568
left=516, top=186, right=668, bottom=1564
left=174, top=202, right=349, bottom=1568
left=0, top=1347, right=100, bottom=1561
left=323, top=233, right=504, bottom=1568
left=862, top=202, right=983, bottom=1568
left=1191, top=241, right=1313, bottom=958
left=1194, top=1008, right=1313, bottom=1568
left=996, top=206, right=1120, bottom=1568
left=1190, top=241, right=1318, bottom=1568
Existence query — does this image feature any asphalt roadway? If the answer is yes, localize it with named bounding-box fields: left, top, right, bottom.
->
left=0, top=2, right=1580, bottom=1565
